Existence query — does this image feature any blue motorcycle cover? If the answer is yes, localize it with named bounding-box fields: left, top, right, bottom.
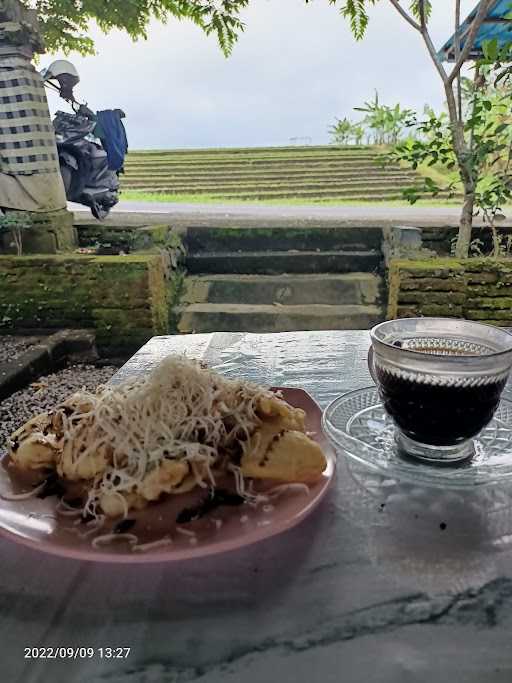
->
left=95, top=110, right=128, bottom=172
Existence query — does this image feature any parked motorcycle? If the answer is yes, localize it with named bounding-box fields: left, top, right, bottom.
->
left=40, top=60, right=128, bottom=220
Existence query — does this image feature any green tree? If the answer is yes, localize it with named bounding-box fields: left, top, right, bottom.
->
left=355, top=91, right=414, bottom=144
left=352, top=123, right=365, bottom=145
left=0, top=212, right=32, bottom=255
left=33, top=1, right=250, bottom=55
left=328, top=116, right=369, bottom=145
left=329, top=117, right=355, bottom=145
left=333, top=0, right=501, bottom=258
left=389, top=70, right=512, bottom=257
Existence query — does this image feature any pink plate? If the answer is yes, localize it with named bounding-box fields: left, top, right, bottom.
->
left=0, top=388, right=336, bottom=563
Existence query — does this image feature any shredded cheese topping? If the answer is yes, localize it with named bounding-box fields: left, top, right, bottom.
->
left=92, top=533, right=138, bottom=548
left=55, top=355, right=276, bottom=519
left=132, top=536, right=173, bottom=552
left=7, top=356, right=317, bottom=553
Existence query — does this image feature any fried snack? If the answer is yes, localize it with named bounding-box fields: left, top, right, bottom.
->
left=256, top=394, right=306, bottom=431
left=244, top=394, right=325, bottom=481
left=241, top=422, right=325, bottom=483
left=7, top=356, right=327, bottom=518
left=9, top=414, right=58, bottom=471
left=98, top=460, right=195, bottom=517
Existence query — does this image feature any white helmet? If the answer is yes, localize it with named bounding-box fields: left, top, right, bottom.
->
left=40, top=60, right=80, bottom=86
left=40, top=60, right=80, bottom=101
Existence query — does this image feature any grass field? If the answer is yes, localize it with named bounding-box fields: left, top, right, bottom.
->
left=121, top=190, right=461, bottom=207
left=121, top=145, right=456, bottom=204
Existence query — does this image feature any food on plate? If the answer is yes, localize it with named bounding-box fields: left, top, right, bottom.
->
left=241, top=426, right=325, bottom=482
left=6, top=356, right=327, bottom=522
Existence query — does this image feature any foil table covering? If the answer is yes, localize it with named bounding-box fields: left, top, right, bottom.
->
left=3, top=331, right=512, bottom=683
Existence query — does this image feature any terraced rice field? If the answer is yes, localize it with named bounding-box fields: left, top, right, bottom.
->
left=121, top=145, right=431, bottom=202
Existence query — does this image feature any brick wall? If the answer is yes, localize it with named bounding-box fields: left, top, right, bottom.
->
left=388, top=258, right=512, bottom=326
left=0, top=253, right=169, bottom=355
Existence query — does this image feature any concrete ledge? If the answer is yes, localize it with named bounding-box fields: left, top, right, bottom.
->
left=177, top=303, right=382, bottom=333
left=0, top=329, right=97, bottom=400
left=183, top=273, right=381, bottom=306
left=185, top=249, right=381, bottom=275
left=184, top=226, right=383, bottom=253
left=0, top=209, right=76, bottom=255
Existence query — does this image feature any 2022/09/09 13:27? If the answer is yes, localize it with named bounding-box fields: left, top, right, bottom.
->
left=23, top=647, right=131, bottom=659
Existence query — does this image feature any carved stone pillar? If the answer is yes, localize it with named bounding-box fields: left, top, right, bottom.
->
left=0, top=0, right=76, bottom=253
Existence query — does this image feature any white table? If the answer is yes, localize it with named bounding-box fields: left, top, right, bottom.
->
left=3, top=331, right=512, bottom=683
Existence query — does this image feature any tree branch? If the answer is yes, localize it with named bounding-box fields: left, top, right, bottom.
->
left=455, top=0, right=462, bottom=121
left=417, top=0, right=448, bottom=84
left=388, top=0, right=421, bottom=32
left=448, top=0, right=495, bottom=83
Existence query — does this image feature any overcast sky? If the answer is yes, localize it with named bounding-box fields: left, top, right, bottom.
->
left=45, top=0, right=477, bottom=150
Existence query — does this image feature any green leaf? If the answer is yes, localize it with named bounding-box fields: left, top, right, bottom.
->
left=409, top=0, right=432, bottom=22
left=37, top=0, right=251, bottom=56
left=482, top=38, right=499, bottom=62
left=340, top=0, right=377, bottom=40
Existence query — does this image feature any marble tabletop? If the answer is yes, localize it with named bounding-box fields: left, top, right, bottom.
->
left=3, top=330, right=512, bottom=683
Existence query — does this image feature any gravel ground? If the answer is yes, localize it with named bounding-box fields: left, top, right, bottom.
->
left=0, top=335, right=42, bottom=364
left=0, top=364, right=118, bottom=454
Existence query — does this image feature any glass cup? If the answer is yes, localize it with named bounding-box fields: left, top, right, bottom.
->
left=368, top=318, right=512, bottom=463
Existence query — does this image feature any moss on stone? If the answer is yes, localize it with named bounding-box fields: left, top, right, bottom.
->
left=0, top=209, right=76, bottom=254
left=386, top=261, right=400, bottom=320
left=391, top=257, right=465, bottom=272
left=466, top=309, right=512, bottom=320
left=389, top=256, right=512, bottom=327
left=168, top=268, right=186, bottom=333
left=466, top=297, right=512, bottom=310
left=470, top=284, right=512, bottom=296
left=148, top=255, right=169, bottom=334
left=400, top=291, right=466, bottom=305
left=0, top=253, right=169, bottom=355
left=0, top=253, right=156, bottom=265
left=399, top=277, right=466, bottom=292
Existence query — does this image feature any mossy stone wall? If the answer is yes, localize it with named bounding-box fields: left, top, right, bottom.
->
left=76, top=222, right=175, bottom=253
left=412, top=226, right=512, bottom=257
left=0, top=253, right=169, bottom=355
left=388, top=258, right=512, bottom=325
left=0, top=210, right=77, bottom=254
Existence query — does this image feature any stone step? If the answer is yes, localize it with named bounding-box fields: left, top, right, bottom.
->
left=125, top=155, right=388, bottom=168
left=218, top=187, right=422, bottom=200
left=124, top=164, right=394, bottom=176
left=124, top=180, right=410, bottom=193
left=183, top=273, right=381, bottom=306
left=128, top=145, right=374, bottom=156
left=184, top=250, right=381, bottom=275
left=176, top=303, right=383, bottom=334
left=130, top=188, right=421, bottom=201
left=126, top=148, right=381, bottom=157
left=184, top=226, right=383, bottom=253
left=128, top=144, right=373, bottom=155
left=122, top=181, right=418, bottom=195
left=123, top=169, right=417, bottom=181
left=122, top=171, right=417, bottom=183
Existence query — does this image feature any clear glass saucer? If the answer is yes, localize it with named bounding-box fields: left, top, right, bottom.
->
left=322, top=386, right=512, bottom=489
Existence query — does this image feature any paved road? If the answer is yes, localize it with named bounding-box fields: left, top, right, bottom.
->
left=71, top=200, right=511, bottom=228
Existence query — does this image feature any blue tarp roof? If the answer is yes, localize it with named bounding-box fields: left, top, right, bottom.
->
left=438, top=0, right=512, bottom=62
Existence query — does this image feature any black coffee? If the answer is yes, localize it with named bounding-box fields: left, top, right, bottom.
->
left=376, top=369, right=506, bottom=446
